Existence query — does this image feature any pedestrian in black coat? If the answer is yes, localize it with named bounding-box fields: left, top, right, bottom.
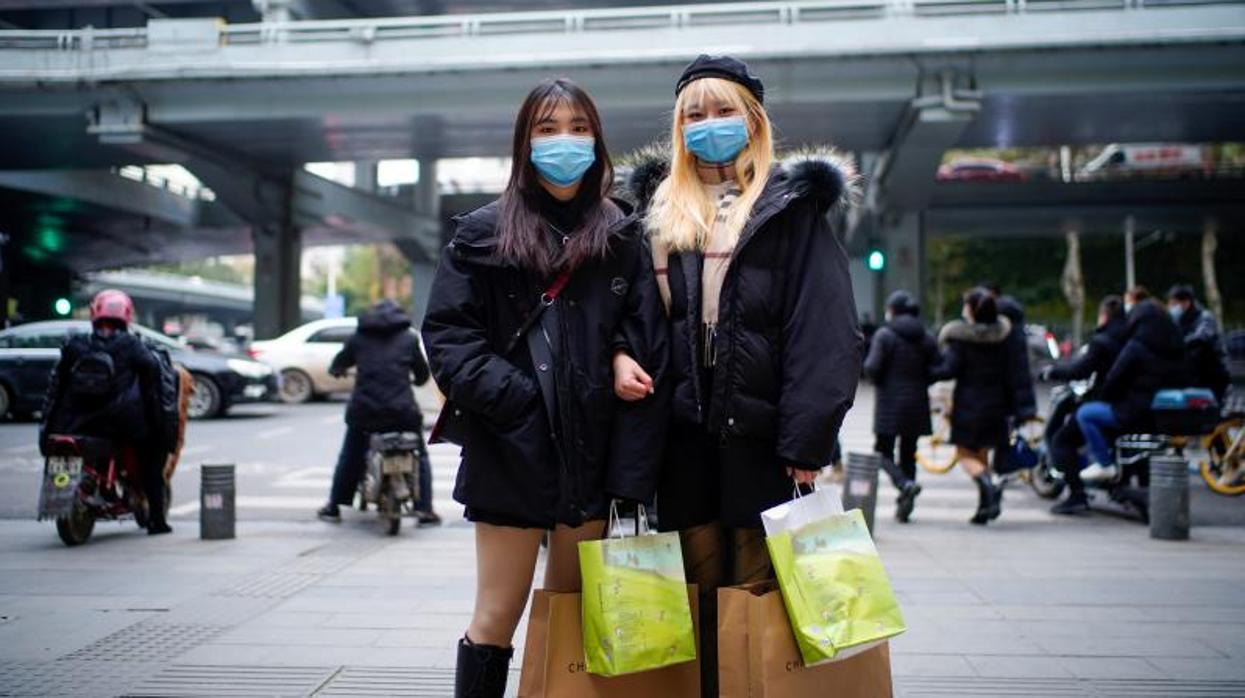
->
left=1167, top=285, right=1230, bottom=400
left=419, top=78, right=669, bottom=698
left=1043, top=295, right=1127, bottom=515
left=981, top=283, right=1038, bottom=477
left=628, top=55, right=862, bottom=698
left=932, top=288, right=1017, bottom=524
left=316, top=299, right=433, bottom=523
left=863, top=290, right=938, bottom=522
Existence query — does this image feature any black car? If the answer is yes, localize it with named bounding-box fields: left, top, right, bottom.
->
left=0, top=320, right=279, bottom=420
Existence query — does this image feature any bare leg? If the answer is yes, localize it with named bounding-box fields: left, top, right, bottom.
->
left=465, top=522, right=543, bottom=647
left=542, top=520, right=607, bottom=592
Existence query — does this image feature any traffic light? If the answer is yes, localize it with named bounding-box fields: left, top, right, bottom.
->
left=53, top=297, right=72, bottom=317
left=867, top=249, right=885, bottom=272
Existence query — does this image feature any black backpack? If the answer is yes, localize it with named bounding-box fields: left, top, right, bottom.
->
left=68, top=349, right=116, bottom=398
left=142, top=340, right=182, bottom=451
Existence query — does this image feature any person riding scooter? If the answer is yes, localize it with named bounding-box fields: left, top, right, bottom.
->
left=316, top=299, right=434, bottom=524
left=1039, top=295, right=1127, bottom=515
left=41, top=290, right=174, bottom=534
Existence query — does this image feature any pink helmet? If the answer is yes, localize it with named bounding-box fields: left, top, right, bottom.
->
left=89, top=289, right=134, bottom=327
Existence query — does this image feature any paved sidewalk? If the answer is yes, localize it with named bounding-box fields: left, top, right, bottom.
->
left=3, top=481, right=1245, bottom=697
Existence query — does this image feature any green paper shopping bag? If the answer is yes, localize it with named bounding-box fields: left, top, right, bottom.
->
left=762, top=487, right=906, bottom=667
left=578, top=503, right=697, bottom=677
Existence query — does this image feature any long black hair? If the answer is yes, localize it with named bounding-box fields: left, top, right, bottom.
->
left=496, top=78, right=616, bottom=275
left=964, top=287, right=999, bottom=324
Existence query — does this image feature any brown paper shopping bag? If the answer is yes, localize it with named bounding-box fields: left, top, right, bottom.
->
left=718, top=581, right=893, bottom=698
left=517, top=585, right=700, bottom=697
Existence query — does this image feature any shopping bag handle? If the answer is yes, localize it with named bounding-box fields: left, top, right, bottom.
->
left=608, top=499, right=650, bottom=539
left=791, top=482, right=816, bottom=501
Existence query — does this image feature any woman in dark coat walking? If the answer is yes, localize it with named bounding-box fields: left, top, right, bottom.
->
left=932, top=287, right=1017, bottom=524
left=421, top=78, right=669, bottom=698
left=625, top=55, right=862, bottom=696
left=863, top=290, right=939, bottom=522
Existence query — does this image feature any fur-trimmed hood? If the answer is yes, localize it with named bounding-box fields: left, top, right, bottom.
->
left=621, top=143, right=859, bottom=216
left=938, top=316, right=1012, bottom=346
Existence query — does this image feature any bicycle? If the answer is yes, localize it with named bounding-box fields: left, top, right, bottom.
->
left=916, top=382, right=958, bottom=474
left=1199, top=414, right=1244, bottom=496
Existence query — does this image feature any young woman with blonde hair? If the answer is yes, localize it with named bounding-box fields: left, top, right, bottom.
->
left=620, top=55, right=863, bottom=694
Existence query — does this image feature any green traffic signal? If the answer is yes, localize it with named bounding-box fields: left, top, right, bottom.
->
left=867, top=250, right=885, bottom=272
left=53, top=297, right=72, bottom=317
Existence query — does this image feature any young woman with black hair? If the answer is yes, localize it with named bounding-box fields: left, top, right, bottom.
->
left=421, top=78, right=668, bottom=698
left=625, top=55, right=863, bottom=695
left=932, top=287, right=1018, bottom=524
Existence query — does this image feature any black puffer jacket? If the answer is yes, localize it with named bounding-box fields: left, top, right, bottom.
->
left=42, top=330, right=162, bottom=449
left=628, top=149, right=863, bottom=469
left=421, top=199, right=669, bottom=527
left=1047, top=315, right=1127, bottom=400
left=932, top=317, right=1014, bottom=448
left=997, top=296, right=1038, bottom=421
left=1176, top=303, right=1230, bottom=400
left=1101, top=301, right=1187, bottom=429
left=864, top=313, right=939, bottom=436
left=330, top=300, right=430, bottom=433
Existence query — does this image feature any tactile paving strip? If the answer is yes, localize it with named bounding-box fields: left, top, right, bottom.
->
left=896, top=677, right=1245, bottom=697
left=61, top=622, right=225, bottom=662
left=124, top=664, right=339, bottom=697
left=0, top=660, right=158, bottom=697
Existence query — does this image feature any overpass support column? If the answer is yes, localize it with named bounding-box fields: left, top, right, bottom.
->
left=253, top=220, right=302, bottom=340
left=409, top=157, right=440, bottom=324
left=881, top=212, right=924, bottom=307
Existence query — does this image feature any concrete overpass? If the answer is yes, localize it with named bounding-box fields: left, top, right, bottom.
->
left=1, top=0, right=1243, bottom=334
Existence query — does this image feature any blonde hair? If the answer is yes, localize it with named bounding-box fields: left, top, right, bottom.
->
left=646, top=77, right=775, bottom=252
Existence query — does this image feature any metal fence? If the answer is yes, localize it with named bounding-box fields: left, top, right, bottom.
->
left=1, top=0, right=1240, bottom=51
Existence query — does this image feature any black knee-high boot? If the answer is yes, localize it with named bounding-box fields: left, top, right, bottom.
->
left=455, top=636, right=513, bottom=698
left=970, top=475, right=1001, bottom=525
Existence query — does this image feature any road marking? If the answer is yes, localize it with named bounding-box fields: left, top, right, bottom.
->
left=256, top=426, right=294, bottom=440
left=3, top=444, right=38, bottom=455
left=179, top=444, right=213, bottom=457
left=274, top=466, right=333, bottom=489
left=169, top=495, right=463, bottom=517
left=320, top=415, right=342, bottom=425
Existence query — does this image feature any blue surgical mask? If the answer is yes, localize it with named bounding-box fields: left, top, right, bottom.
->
left=530, top=135, right=595, bottom=187
left=1169, top=304, right=1185, bottom=322
left=683, top=116, right=748, bottom=164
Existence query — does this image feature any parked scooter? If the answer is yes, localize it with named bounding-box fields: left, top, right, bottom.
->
left=38, top=434, right=167, bottom=546
left=1029, top=379, right=1092, bottom=500
left=359, top=431, right=423, bottom=536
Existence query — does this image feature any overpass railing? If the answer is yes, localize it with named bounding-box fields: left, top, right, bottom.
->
left=1, top=0, right=1240, bottom=50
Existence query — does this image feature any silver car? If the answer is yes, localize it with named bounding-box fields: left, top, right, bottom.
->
left=248, top=318, right=357, bottom=404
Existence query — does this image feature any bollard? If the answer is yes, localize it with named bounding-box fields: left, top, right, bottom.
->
left=200, top=463, right=236, bottom=540
left=1149, top=455, right=1189, bottom=541
left=843, top=452, right=880, bottom=534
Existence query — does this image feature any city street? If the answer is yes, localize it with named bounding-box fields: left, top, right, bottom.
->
left=2, top=385, right=1244, bottom=696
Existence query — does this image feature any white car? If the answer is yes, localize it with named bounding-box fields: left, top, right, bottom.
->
left=248, top=318, right=358, bottom=404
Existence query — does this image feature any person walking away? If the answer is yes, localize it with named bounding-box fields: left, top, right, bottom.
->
left=931, top=288, right=1016, bottom=525
left=421, top=78, right=669, bottom=698
left=1040, top=295, right=1127, bottom=515
left=863, top=290, right=938, bottom=522
left=980, top=282, right=1038, bottom=476
left=41, top=290, right=174, bottom=534
left=1075, top=300, right=1186, bottom=499
left=1167, top=284, right=1230, bottom=401
left=316, top=299, right=433, bottom=523
left=626, top=55, right=862, bottom=696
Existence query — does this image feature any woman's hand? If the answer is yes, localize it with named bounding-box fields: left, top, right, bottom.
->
left=612, top=350, right=653, bottom=402
left=787, top=467, right=819, bottom=485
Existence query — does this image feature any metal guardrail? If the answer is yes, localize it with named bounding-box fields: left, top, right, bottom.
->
left=0, top=0, right=1239, bottom=50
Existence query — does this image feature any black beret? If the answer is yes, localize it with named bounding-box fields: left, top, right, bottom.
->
left=675, top=54, right=764, bottom=105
